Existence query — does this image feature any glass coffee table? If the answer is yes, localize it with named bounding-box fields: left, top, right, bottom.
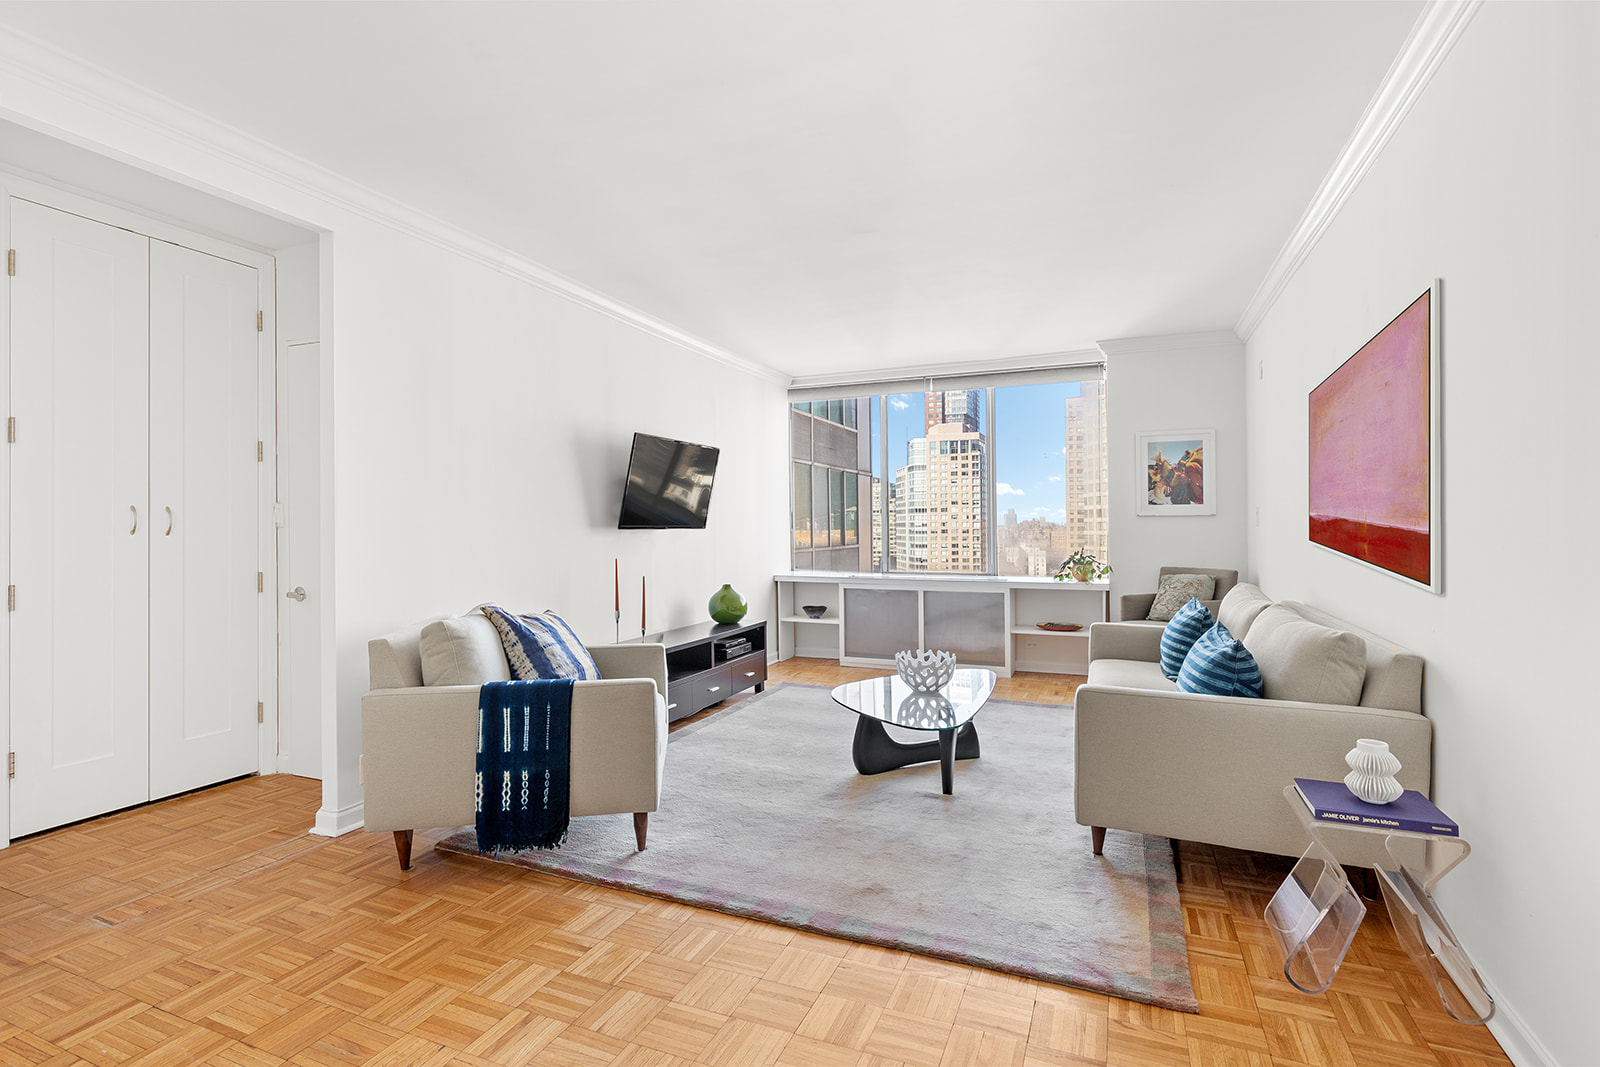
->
left=829, top=668, right=998, bottom=795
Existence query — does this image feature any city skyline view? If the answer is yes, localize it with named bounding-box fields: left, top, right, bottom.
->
left=791, top=380, right=1107, bottom=576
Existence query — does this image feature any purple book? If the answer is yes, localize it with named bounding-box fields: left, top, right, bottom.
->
left=1294, top=778, right=1459, bottom=837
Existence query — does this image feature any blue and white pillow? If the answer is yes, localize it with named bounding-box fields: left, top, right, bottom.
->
left=481, top=605, right=601, bottom=681
left=1159, top=597, right=1214, bottom=680
left=1176, top=621, right=1263, bottom=698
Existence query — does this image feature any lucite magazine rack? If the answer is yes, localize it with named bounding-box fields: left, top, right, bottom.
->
left=1265, top=785, right=1494, bottom=1024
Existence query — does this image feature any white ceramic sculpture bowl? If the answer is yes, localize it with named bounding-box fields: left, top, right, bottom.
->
left=896, top=649, right=956, bottom=692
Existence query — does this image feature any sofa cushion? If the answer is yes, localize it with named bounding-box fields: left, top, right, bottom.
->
left=1283, top=601, right=1423, bottom=713
left=1177, top=622, right=1263, bottom=698
left=1087, top=657, right=1178, bottom=692
left=483, top=606, right=602, bottom=681
left=1147, top=573, right=1217, bottom=622
left=419, top=613, right=512, bottom=687
left=1159, top=598, right=1214, bottom=680
left=1216, top=582, right=1274, bottom=639
left=1242, top=605, right=1367, bottom=706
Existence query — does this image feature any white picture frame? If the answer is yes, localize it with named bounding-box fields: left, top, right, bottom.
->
left=1136, top=428, right=1216, bottom=516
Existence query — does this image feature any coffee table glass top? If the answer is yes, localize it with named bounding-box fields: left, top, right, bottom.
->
left=830, top=668, right=998, bottom=731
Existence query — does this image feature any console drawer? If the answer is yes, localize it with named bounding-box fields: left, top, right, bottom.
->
left=724, top=652, right=767, bottom=691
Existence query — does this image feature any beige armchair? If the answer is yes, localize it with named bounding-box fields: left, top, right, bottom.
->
left=362, top=612, right=669, bottom=870
left=1118, top=566, right=1239, bottom=622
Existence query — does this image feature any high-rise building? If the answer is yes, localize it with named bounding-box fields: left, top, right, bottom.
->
left=890, top=439, right=928, bottom=571
left=1063, top=380, right=1108, bottom=567
left=924, top=389, right=981, bottom=434
left=791, top=398, right=874, bottom=571
left=923, top=421, right=987, bottom=573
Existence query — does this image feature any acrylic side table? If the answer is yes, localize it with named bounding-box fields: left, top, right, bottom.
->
left=1264, top=784, right=1494, bottom=1024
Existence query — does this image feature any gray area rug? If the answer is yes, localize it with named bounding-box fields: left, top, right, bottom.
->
left=437, top=681, right=1197, bottom=1012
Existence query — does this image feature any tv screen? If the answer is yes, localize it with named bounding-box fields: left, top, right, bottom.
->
left=618, top=432, right=720, bottom=529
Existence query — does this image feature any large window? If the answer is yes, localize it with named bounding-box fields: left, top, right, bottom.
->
left=791, top=373, right=1107, bottom=575
left=791, top=399, right=874, bottom=572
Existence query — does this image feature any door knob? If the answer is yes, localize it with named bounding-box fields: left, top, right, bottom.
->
left=286, top=587, right=307, bottom=601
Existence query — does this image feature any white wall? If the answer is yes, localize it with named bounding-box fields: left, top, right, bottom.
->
left=1243, top=5, right=1598, bottom=1062
left=1102, top=333, right=1248, bottom=616
left=0, top=53, right=791, bottom=840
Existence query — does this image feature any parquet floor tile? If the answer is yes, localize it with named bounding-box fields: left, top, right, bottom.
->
left=0, top=661, right=1510, bottom=1066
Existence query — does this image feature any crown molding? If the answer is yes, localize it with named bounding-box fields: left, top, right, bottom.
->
left=1096, top=330, right=1242, bottom=358
left=0, top=26, right=783, bottom=382
left=1233, top=0, right=1482, bottom=342
left=787, top=347, right=1106, bottom=392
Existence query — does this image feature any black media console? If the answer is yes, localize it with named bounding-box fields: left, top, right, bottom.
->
left=625, top=619, right=767, bottom=722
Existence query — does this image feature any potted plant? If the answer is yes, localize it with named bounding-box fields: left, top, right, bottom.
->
left=1054, top=548, right=1112, bottom=583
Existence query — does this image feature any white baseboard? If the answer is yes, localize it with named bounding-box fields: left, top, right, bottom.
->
left=311, top=802, right=365, bottom=837
left=1482, top=974, right=1557, bottom=1067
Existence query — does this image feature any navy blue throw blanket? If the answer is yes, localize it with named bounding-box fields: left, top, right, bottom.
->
left=476, top=679, right=574, bottom=852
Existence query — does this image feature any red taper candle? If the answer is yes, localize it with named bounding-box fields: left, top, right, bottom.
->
left=614, top=559, right=619, bottom=611
left=641, top=576, right=646, bottom=632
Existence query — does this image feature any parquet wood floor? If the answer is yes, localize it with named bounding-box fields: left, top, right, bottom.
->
left=0, top=659, right=1510, bottom=1066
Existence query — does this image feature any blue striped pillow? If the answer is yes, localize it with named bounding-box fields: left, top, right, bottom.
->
left=482, top=606, right=601, bottom=681
left=1176, top=622, right=1264, bottom=698
left=1159, top=598, right=1214, bottom=680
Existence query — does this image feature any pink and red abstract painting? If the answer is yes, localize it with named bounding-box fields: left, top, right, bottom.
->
left=1309, top=288, right=1437, bottom=589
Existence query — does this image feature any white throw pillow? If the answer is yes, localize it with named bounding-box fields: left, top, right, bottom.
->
left=419, top=612, right=513, bottom=686
left=1146, top=573, right=1217, bottom=622
left=1241, top=605, right=1367, bottom=706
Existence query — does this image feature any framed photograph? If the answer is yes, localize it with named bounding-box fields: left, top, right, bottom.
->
left=1308, top=280, right=1442, bottom=592
left=1136, top=429, right=1215, bottom=516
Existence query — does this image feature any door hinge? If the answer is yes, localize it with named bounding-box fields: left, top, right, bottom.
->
left=257, top=310, right=264, bottom=332
left=7, top=249, right=14, bottom=276
left=257, top=701, right=265, bottom=724
left=257, top=440, right=264, bottom=462
left=7, top=585, right=13, bottom=612
left=6, top=417, right=14, bottom=444
left=257, top=571, right=264, bottom=593
left=7, top=752, right=13, bottom=779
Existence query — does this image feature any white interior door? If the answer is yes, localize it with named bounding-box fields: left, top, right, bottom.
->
left=148, top=240, right=260, bottom=799
left=9, top=199, right=150, bottom=837
left=279, top=340, right=321, bottom=778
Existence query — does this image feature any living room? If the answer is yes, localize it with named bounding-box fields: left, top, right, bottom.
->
left=0, top=2, right=1592, bottom=1064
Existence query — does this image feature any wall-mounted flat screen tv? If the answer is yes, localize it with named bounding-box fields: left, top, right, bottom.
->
left=618, top=432, right=720, bottom=529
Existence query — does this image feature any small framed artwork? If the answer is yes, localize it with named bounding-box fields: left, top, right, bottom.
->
left=1137, top=429, right=1215, bottom=516
left=1309, top=280, right=1442, bottom=592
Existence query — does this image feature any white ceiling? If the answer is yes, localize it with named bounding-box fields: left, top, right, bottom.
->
left=0, top=1, right=1423, bottom=380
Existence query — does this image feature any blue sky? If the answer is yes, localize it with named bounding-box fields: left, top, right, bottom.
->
left=870, top=384, right=1083, bottom=524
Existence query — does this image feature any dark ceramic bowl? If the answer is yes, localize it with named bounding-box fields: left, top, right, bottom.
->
left=800, top=605, right=828, bottom=619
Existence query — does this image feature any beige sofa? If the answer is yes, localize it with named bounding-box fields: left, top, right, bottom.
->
left=1075, top=583, right=1432, bottom=859
left=362, top=610, right=669, bottom=869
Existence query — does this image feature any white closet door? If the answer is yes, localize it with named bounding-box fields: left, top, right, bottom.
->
left=148, top=240, right=260, bottom=799
left=9, top=199, right=150, bottom=837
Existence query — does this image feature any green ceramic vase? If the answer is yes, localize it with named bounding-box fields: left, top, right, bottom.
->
left=708, top=584, right=748, bottom=624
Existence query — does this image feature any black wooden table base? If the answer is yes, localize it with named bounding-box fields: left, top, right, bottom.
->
left=851, top=716, right=980, bottom=795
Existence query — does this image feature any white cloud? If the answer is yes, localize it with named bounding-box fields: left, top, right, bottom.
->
left=890, top=397, right=910, bottom=410
left=1047, top=475, right=1062, bottom=483
left=996, top=482, right=1024, bottom=497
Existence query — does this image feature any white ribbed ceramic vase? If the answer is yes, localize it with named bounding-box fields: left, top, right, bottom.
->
left=896, top=649, right=956, bottom=692
left=1344, top=738, right=1404, bottom=804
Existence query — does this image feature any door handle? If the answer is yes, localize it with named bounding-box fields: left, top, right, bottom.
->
left=744, top=671, right=757, bottom=678
left=286, top=586, right=307, bottom=602
left=130, top=505, right=138, bottom=535
left=164, top=506, right=173, bottom=536
left=706, top=686, right=721, bottom=693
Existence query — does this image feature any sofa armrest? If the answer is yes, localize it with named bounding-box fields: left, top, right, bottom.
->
left=362, top=678, right=667, bottom=834
left=590, top=643, right=668, bottom=697
left=1073, top=684, right=1433, bottom=857
left=1119, top=592, right=1156, bottom=621
left=1088, top=621, right=1164, bottom=664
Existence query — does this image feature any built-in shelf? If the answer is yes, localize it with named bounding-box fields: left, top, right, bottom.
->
left=774, top=572, right=1108, bottom=676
